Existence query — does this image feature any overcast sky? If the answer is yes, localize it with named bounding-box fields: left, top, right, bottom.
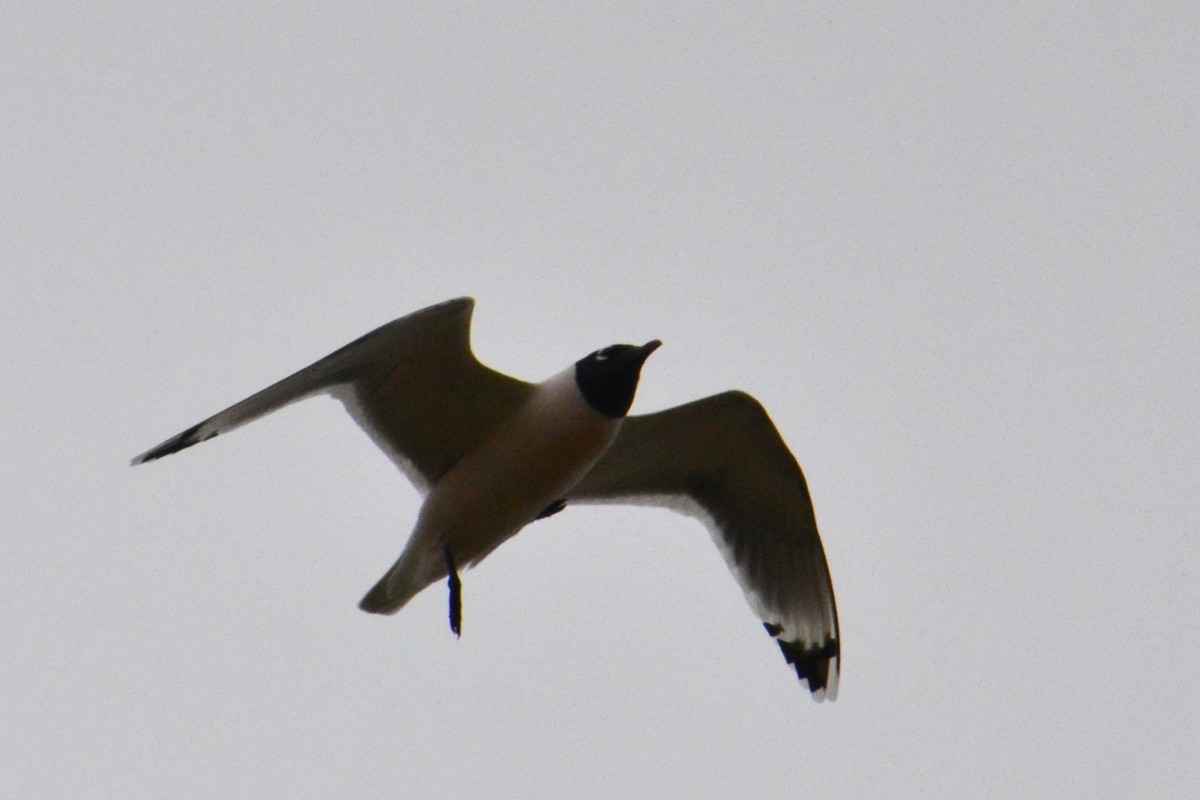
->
left=3, top=3, right=1197, bottom=797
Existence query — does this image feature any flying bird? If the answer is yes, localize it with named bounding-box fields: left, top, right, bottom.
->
left=132, top=297, right=839, bottom=698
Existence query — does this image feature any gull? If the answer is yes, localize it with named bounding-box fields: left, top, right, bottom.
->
left=132, top=297, right=839, bottom=699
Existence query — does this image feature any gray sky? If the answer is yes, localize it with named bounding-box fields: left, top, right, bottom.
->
left=4, top=3, right=1197, bottom=797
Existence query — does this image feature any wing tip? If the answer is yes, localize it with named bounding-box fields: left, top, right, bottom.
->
left=433, top=296, right=475, bottom=316
left=765, top=623, right=840, bottom=701
left=130, top=423, right=212, bottom=465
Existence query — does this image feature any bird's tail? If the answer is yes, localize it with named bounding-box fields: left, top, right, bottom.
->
left=358, top=577, right=409, bottom=615
left=358, top=553, right=433, bottom=615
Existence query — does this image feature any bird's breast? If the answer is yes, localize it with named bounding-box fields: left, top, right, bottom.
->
left=415, top=368, right=621, bottom=566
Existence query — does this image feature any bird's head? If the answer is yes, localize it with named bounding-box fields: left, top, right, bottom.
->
left=574, top=340, right=662, bottom=418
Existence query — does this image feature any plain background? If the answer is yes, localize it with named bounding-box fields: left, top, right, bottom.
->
left=3, top=4, right=1197, bottom=797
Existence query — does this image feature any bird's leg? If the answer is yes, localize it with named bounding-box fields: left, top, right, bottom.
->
left=444, top=545, right=462, bottom=638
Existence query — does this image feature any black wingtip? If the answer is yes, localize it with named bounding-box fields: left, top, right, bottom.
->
left=764, top=623, right=839, bottom=699
left=130, top=423, right=212, bottom=465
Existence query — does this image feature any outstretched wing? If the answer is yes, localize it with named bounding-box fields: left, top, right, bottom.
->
left=567, top=391, right=839, bottom=699
left=132, top=297, right=535, bottom=491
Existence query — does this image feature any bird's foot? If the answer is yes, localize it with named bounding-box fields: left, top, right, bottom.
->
left=444, top=545, right=462, bottom=637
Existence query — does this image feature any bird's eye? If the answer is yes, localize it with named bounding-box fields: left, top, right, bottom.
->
left=594, top=350, right=610, bottom=361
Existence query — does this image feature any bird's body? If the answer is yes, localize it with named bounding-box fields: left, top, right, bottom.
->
left=133, top=297, right=840, bottom=699
left=357, top=366, right=621, bottom=615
